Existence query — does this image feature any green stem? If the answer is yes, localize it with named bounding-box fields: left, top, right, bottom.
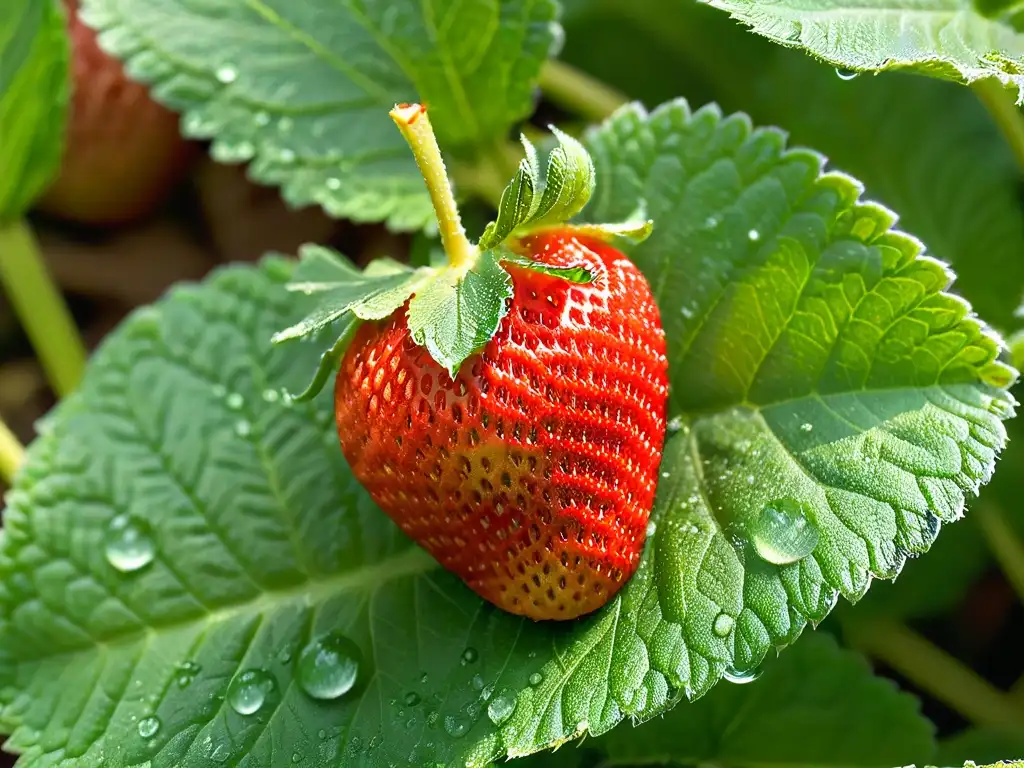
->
left=0, top=219, right=86, bottom=397
left=976, top=502, right=1024, bottom=605
left=539, top=60, right=628, bottom=123
left=0, top=414, right=25, bottom=485
left=390, top=103, right=477, bottom=270
left=844, top=618, right=1024, bottom=731
left=973, top=78, right=1024, bottom=172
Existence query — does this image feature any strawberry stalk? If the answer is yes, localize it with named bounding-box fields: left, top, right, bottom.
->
left=389, top=103, right=477, bottom=270
left=0, top=220, right=86, bottom=397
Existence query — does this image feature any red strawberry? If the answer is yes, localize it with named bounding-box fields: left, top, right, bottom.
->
left=39, top=0, right=196, bottom=225
left=334, top=231, right=668, bottom=620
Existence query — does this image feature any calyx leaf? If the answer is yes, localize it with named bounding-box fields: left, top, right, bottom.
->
left=479, top=130, right=654, bottom=249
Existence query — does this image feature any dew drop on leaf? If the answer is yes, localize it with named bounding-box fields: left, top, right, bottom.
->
left=296, top=631, right=361, bottom=700
left=747, top=229, right=760, bottom=241
left=750, top=498, right=820, bottom=565
left=262, top=388, right=280, bottom=403
left=443, top=715, right=468, bottom=738
left=723, top=665, right=762, bottom=684
left=712, top=612, right=735, bottom=637
left=460, top=647, right=478, bottom=665
left=487, top=693, right=516, bottom=725
left=470, top=674, right=484, bottom=691
left=215, top=65, right=238, bottom=84
left=226, top=392, right=244, bottom=410
left=528, top=672, right=544, bottom=686
left=234, top=420, right=252, bottom=437
left=137, top=716, right=161, bottom=739
left=104, top=515, right=156, bottom=573
left=404, top=691, right=420, bottom=706
left=835, top=67, right=859, bottom=80
left=666, top=415, right=684, bottom=433
left=227, top=669, right=276, bottom=715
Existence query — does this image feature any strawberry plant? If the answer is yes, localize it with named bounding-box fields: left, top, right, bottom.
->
left=2, top=0, right=1024, bottom=766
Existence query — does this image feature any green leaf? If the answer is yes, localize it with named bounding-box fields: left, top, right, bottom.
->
left=595, top=632, right=936, bottom=767
left=0, top=0, right=69, bottom=222
left=407, top=249, right=514, bottom=377
left=560, top=0, right=1024, bottom=331
left=500, top=251, right=595, bottom=283
left=478, top=129, right=595, bottom=249
left=0, top=100, right=1015, bottom=768
left=271, top=246, right=422, bottom=343
left=79, top=0, right=559, bottom=231
left=699, top=0, right=1024, bottom=98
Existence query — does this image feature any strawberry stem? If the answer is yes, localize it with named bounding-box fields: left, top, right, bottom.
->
left=390, top=103, right=476, bottom=270
left=0, top=220, right=86, bottom=397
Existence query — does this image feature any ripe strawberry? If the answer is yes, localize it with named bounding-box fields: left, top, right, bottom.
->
left=334, top=230, right=668, bottom=620
left=39, top=0, right=195, bottom=225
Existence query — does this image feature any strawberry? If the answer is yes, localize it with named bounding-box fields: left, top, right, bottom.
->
left=276, top=104, right=667, bottom=620
left=334, top=231, right=668, bottom=620
left=38, top=0, right=196, bottom=225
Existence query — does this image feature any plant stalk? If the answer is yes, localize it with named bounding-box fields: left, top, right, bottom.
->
left=0, top=219, right=86, bottom=397
left=539, top=60, right=628, bottom=123
left=975, top=502, right=1024, bottom=605
left=844, top=618, right=1024, bottom=731
left=390, top=103, right=476, bottom=269
left=0, top=414, right=25, bottom=485
left=973, top=78, right=1024, bottom=172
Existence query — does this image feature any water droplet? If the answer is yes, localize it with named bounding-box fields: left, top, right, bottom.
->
left=800, top=422, right=813, bottom=433
left=724, top=665, right=762, bottom=684
left=226, top=392, right=244, bottom=410
left=278, top=117, right=294, bottom=133
left=262, top=389, right=280, bottom=403
left=104, top=515, right=156, bottom=572
left=254, top=111, right=271, bottom=127
left=835, top=67, right=859, bottom=80
left=404, top=691, right=420, bottom=706
left=138, top=716, right=161, bottom=739
left=326, top=177, right=342, bottom=191
left=212, top=384, right=226, bottom=397
left=215, top=65, right=238, bottom=84
left=443, top=715, right=468, bottom=738
left=420, top=673, right=429, bottom=684
left=405, top=717, right=417, bottom=730
left=461, top=647, right=478, bottom=665
left=227, top=669, right=276, bottom=715
left=713, top=613, right=735, bottom=637
left=234, top=420, right=252, bottom=437
left=666, top=415, right=684, bottom=433
left=279, top=148, right=296, bottom=163
left=751, top=499, right=820, bottom=565
left=296, top=631, right=361, bottom=700
left=747, top=229, right=760, bottom=242
left=487, top=694, right=516, bottom=725
left=291, top=753, right=302, bottom=763
left=470, top=674, right=484, bottom=691
left=704, top=216, right=719, bottom=228
left=528, top=672, right=543, bottom=686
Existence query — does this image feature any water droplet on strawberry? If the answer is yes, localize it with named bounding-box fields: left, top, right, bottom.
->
left=228, top=669, right=275, bottom=715
left=137, top=715, right=161, bottom=739
left=487, top=693, right=516, bottom=725
left=713, top=613, right=735, bottom=637
left=296, top=632, right=361, bottom=700
left=751, top=499, right=820, bottom=565
left=104, top=515, right=155, bottom=572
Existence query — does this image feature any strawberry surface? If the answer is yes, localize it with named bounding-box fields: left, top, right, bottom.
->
left=335, top=231, right=668, bottom=620
left=39, top=0, right=195, bottom=225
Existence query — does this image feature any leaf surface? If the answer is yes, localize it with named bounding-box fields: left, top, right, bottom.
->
left=0, top=0, right=68, bottom=222
left=700, top=0, right=1024, bottom=99
left=0, top=99, right=1014, bottom=768
left=79, top=0, right=559, bottom=229
left=597, top=632, right=935, bottom=767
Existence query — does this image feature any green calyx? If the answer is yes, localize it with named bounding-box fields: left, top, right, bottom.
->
left=271, top=104, right=654, bottom=400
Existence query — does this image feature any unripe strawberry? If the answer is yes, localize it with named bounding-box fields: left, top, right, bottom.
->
left=335, top=231, right=668, bottom=619
left=38, top=0, right=195, bottom=225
